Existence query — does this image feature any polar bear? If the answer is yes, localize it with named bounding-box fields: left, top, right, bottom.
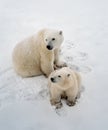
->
left=48, top=67, right=81, bottom=108
left=12, top=28, right=66, bottom=77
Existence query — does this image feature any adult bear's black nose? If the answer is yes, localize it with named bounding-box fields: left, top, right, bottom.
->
left=46, top=45, right=53, bottom=50
left=50, top=77, right=54, bottom=82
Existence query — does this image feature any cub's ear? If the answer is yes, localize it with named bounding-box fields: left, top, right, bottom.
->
left=59, top=30, right=63, bottom=35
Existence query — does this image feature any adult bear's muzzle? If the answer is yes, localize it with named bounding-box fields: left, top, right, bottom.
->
left=46, top=45, right=53, bottom=50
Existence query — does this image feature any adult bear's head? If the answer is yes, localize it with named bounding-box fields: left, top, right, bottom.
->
left=43, top=29, right=64, bottom=50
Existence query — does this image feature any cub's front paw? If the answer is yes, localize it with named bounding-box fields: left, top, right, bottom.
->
left=50, top=99, right=63, bottom=109
left=55, top=102, right=63, bottom=109
left=66, top=100, right=76, bottom=106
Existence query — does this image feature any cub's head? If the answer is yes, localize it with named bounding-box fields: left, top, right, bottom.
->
left=44, top=29, right=64, bottom=50
left=49, top=67, right=75, bottom=90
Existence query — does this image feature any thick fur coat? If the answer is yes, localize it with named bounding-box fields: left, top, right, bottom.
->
left=12, top=29, right=65, bottom=77
left=48, top=67, right=81, bottom=108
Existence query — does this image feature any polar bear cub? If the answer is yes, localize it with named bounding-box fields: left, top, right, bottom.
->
left=48, top=67, right=81, bottom=108
left=12, top=28, right=66, bottom=77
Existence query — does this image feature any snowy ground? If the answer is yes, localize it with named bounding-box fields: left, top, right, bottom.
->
left=0, top=0, right=108, bottom=130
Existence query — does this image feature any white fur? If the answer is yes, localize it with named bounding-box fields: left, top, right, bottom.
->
left=48, top=67, right=81, bottom=108
left=12, top=29, right=65, bottom=77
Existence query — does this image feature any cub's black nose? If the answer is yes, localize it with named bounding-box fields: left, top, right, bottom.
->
left=50, top=77, right=54, bottom=82
left=46, top=45, right=53, bottom=50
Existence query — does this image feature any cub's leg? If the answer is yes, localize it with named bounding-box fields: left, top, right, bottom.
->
left=50, top=87, right=62, bottom=109
left=65, top=87, right=78, bottom=106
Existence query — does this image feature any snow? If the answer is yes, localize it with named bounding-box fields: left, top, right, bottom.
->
left=0, top=0, right=108, bottom=130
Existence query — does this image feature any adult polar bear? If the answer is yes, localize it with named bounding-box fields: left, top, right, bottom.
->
left=12, top=28, right=66, bottom=77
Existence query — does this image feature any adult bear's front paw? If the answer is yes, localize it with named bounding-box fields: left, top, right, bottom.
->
left=56, top=62, right=67, bottom=68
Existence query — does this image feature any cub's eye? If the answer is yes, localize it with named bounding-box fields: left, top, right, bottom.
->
left=45, top=39, right=47, bottom=41
left=67, top=74, right=70, bottom=77
left=58, top=75, right=61, bottom=78
left=52, top=38, right=55, bottom=41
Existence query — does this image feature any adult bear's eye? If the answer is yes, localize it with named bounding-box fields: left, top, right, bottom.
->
left=67, top=74, right=70, bottom=77
left=52, top=38, right=55, bottom=41
left=58, top=75, right=61, bottom=78
left=45, top=39, right=47, bottom=41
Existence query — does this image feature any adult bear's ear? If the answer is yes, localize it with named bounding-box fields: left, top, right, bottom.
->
left=59, top=30, right=62, bottom=35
